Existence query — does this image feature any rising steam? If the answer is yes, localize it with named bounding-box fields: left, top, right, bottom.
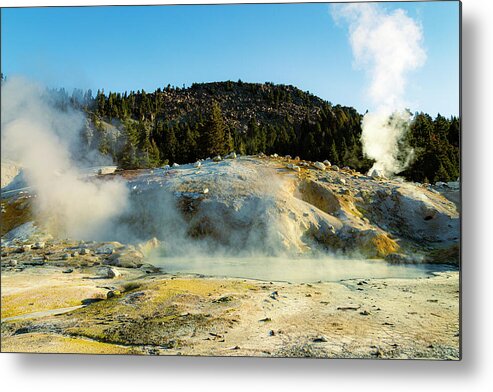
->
left=331, top=3, right=426, bottom=176
left=1, top=77, right=129, bottom=240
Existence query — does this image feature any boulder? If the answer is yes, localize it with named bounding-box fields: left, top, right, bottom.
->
left=33, top=242, right=45, bottom=249
left=106, top=249, right=144, bottom=268
left=213, top=155, right=222, bottom=162
left=96, top=266, right=121, bottom=279
left=172, top=163, right=180, bottom=167
left=95, top=242, right=123, bottom=255
left=313, top=162, right=326, bottom=171
left=194, top=161, right=202, bottom=168
left=287, top=163, right=300, bottom=172
left=331, top=165, right=340, bottom=172
left=225, top=152, right=237, bottom=159
left=368, top=168, right=385, bottom=179
left=98, top=166, right=117, bottom=175
left=323, top=160, right=331, bottom=167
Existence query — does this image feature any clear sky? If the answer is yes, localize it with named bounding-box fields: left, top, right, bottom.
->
left=1, top=1, right=459, bottom=116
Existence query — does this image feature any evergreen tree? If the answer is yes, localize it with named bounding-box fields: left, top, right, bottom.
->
left=330, top=140, right=340, bottom=165
left=201, top=102, right=227, bottom=157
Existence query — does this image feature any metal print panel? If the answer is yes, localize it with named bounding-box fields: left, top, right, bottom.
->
left=0, top=1, right=461, bottom=359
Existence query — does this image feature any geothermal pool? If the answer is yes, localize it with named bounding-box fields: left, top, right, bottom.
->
left=152, top=256, right=455, bottom=283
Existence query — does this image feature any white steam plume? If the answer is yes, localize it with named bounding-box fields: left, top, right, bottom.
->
left=331, top=3, right=426, bottom=176
left=1, top=77, right=129, bottom=240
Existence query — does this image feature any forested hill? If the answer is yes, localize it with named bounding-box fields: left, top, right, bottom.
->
left=63, top=80, right=459, bottom=183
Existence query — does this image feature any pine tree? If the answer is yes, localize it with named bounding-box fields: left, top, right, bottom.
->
left=118, top=121, right=139, bottom=169
left=224, top=129, right=234, bottom=154
left=96, top=89, right=106, bottom=117
left=98, top=132, right=111, bottom=156
left=434, top=163, right=449, bottom=183
left=162, top=124, right=178, bottom=163
left=201, top=102, right=227, bottom=157
left=330, top=140, right=340, bottom=165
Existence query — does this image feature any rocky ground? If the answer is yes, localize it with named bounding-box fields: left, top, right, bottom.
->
left=0, top=258, right=459, bottom=358
left=0, top=155, right=460, bottom=358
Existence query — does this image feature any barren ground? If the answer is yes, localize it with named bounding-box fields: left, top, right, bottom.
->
left=0, top=264, right=459, bottom=359
left=1, top=155, right=460, bottom=358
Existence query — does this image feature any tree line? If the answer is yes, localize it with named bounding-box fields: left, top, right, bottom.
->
left=50, top=81, right=459, bottom=183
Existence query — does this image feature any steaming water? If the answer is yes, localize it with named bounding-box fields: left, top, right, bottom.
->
left=153, top=256, right=454, bottom=283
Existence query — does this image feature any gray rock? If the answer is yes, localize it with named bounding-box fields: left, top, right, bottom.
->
left=96, top=267, right=121, bottom=279
left=140, top=263, right=160, bottom=273
left=95, top=243, right=122, bottom=255
left=368, top=168, right=385, bottom=179
left=269, top=291, right=279, bottom=300
left=33, top=242, right=45, bottom=249
left=106, top=249, right=144, bottom=268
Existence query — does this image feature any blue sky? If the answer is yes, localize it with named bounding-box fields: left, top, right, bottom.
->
left=1, top=2, right=459, bottom=116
